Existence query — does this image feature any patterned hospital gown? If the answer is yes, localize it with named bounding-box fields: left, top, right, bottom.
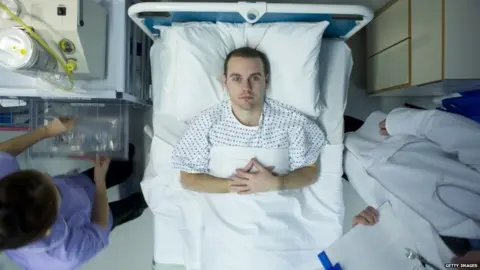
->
left=172, top=98, right=326, bottom=173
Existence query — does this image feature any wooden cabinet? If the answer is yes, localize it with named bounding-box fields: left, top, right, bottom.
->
left=367, top=38, right=410, bottom=92
left=367, top=0, right=409, bottom=57
left=366, top=0, right=480, bottom=96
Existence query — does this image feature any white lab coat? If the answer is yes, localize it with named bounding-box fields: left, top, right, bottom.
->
left=344, top=108, right=480, bottom=240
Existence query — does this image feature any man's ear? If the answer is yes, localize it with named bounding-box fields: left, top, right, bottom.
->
left=265, top=74, right=270, bottom=85
left=222, top=74, right=227, bottom=88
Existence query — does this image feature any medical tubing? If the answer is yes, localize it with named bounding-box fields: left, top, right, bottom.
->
left=435, top=184, right=480, bottom=221
left=0, top=2, right=74, bottom=91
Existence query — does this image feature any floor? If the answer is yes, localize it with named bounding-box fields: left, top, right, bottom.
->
left=0, top=8, right=439, bottom=270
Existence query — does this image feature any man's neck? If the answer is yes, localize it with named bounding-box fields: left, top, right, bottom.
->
left=231, top=104, right=263, bottom=126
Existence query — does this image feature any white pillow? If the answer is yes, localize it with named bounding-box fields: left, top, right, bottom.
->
left=152, top=23, right=238, bottom=120
left=151, top=21, right=329, bottom=121
left=245, top=22, right=330, bottom=117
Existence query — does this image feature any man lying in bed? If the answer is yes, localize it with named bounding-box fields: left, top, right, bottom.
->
left=172, top=47, right=325, bottom=194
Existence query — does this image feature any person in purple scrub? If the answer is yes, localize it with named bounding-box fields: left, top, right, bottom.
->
left=0, top=118, right=148, bottom=270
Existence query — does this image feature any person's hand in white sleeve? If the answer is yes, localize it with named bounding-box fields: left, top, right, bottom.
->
left=377, top=108, right=480, bottom=171
left=379, top=119, right=389, bottom=136
left=352, top=206, right=380, bottom=227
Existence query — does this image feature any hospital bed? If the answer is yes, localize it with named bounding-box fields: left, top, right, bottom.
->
left=128, top=2, right=373, bottom=269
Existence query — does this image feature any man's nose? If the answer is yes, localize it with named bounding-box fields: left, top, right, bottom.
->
left=241, top=80, right=252, bottom=90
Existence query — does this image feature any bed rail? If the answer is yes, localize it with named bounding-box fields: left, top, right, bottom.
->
left=128, top=1, right=373, bottom=40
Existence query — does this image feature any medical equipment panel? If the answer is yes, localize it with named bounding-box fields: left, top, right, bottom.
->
left=0, top=0, right=152, bottom=105
left=0, top=0, right=107, bottom=80
left=29, top=99, right=129, bottom=159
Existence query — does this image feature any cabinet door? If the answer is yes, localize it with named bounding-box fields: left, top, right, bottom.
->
left=444, top=0, right=480, bottom=80
left=411, top=0, right=443, bottom=85
left=367, top=0, right=410, bottom=57
left=367, top=39, right=410, bottom=93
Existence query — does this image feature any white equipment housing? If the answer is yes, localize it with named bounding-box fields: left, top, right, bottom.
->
left=0, top=0, right=107, bottom=80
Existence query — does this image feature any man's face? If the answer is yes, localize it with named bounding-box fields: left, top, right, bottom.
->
left=223, top=56, right=268, bottom=111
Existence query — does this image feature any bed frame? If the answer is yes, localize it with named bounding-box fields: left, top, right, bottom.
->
left=128, top=1, right=373, bottom=41
left=128, top=3, right=372, bottom=269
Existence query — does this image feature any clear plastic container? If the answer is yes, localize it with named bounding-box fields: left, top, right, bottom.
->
left=29, top=100, right=129, bottom=159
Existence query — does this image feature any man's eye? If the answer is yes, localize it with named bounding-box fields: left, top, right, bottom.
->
left=232, top=77, right=241, bottom=82
left=252, top=76, right=260, bottom=81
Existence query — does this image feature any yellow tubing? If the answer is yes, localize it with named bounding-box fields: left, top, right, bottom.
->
left=0, top=2, right=74, bottom=91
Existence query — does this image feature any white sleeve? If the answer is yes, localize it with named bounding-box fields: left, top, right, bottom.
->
left=288, top=118, right=326, bottom=171
left=171, top=115, right=212, bottom=173
left=386, top=108, right=480, bottom=172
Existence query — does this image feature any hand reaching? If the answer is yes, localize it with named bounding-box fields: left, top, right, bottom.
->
left=92, top=155, right=111, bottom=190
left=352, top=206, right=379, bottom=227
left=45, top=117, right=76, bottom=137
left=229, top=158, right=279, bottom=194
left=379, top=119, right=389, bottom=136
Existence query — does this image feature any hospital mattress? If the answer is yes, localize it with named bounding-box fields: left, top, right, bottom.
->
left=142, top=39, right=353, bottom=269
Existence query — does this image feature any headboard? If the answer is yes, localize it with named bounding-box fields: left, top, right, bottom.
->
left=128, top=2, right=373, bottom=40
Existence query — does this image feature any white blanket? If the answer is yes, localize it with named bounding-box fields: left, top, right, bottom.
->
left=344, top=112, right=457, bottom=267
left=200, top=146, right=340, bottom=270
left=141, top=137, right=345, bottom=270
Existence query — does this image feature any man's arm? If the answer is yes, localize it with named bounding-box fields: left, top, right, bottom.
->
left=231, top=160, right=318, bottom=193
left=172, top=112, right=219, bottom=192
left=282, top=116, right=325, bottom=190
left=180, top=172, right=230, bottom=193
left=0, top=118, right=75, bottom=156
left=277, top=164, right=317, bottom=190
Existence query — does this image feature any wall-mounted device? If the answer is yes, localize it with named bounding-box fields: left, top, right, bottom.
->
left=0, top=0, right=108, bottom=80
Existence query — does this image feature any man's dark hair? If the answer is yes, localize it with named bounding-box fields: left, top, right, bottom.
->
left=0, top=170, right=58, bottom=250
left=224, top=47, right=271, bottom=77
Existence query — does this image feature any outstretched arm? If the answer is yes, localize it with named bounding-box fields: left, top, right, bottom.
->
left=172, top=113, right=223, bottom=193
left=282, top=116, right=326, bottom=190
left=385, top=108, right=480, bottom=172
left=0, top=118, right=75, bottom=156
left=180, top=172, right=230, bottom=193
left=0, top=127, right=49, bottom=156
left=278, top=164, right=317, bottom=190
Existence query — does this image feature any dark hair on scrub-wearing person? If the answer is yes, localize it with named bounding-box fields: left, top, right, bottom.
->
left=0, top=118, right=147, bottom=270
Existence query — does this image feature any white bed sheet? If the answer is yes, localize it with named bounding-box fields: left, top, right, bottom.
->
left=143, top=39, right=353, bottom=269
